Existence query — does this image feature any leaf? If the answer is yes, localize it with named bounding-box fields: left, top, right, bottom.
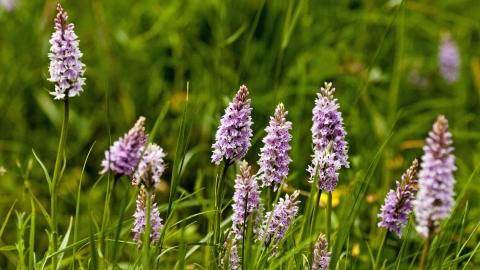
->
left=0, top=245, right=17, bottom=251
left=220, top=23, right=248, bottom=47
left=330, top=134, right=391, bottom=266
left=28, top=188, right=53, bottom=230
left=57, top=216, right=73, bottom=269
left=392, top=217, right=413, bottom=270
left=0, top=200, right=16, bottom=240
left=365, top=241, right=376, bottom=270
left=29, top=197, right=35, bottom=270
left=73, top=142, right=96, bottom=269
left=32, top=149, right=52, bottom=188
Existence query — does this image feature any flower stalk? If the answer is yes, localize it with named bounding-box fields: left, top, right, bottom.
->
left=50, top=96, right=69, bottom=269
left=325, top=192, right=332, bottom=246
left=413, top=115, right=456, bottom=269
left=214, top=162, right=231, bottom=261
left=143, top=188, right=152, bottom=269
left=419, top=234, right=432, bottom=270
left=374, top=229, right=389, bottom=270
left=211, top=85, right=253, bottom=262
left=312, top=233, right=331, bottom=270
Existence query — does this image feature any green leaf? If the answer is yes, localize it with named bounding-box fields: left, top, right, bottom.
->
left=28, top=188, right=53, bottom=231
left=365, top=240, right=376, bottom=270
left=0, top=200, right=16, bottom=241
left=392, top=217, right=413, bottom=270
left=31, top=149, right=52, bottom=188
left=73, top=141, right=95, bottom=270
left=220, top=23, right=248, bottom=47
left=0, top=245, right=17, bottom=251
left=330, top=134, right=392, bottom=266
left=112, top=179, right=134, bottom=267
left=57, top=216, right=73, bottom=269
left=29, top=198, right=35, bottom=270
left=158, top=93, right=195, bottom=256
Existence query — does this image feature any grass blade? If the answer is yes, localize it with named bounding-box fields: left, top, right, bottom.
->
left=29, top=198, right=35, bottom=270
left=392, top=217, right=413, bottom=270
left=461, top=241, right=480, bottom=270
left=73, top=142, right=95, bottom=269
left=31, top=149, right=51, bottom=188
left=87, top=176, right=104, bottom=270
left=113, top=179, right=134, bottom=266
left=57, top=216, right=73, bottom=269
left=27, top=188, right=53, bottom=231
left=330, top=133, right=392, bottom=266
left=0, top=200, right=16, bottom=240
left=158, top=89, right=195, bottom=257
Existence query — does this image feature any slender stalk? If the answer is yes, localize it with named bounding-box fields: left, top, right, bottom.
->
left=300, top=166, right=319, bottom=258
left=214, top=161, right=230, bottom=262
left=241, top=192, right=249, bottom=269
left=309, top=189, right=322, bottom=253
left=143, top=189, right=152, bottom=269
left=419, top=236, right=431, bottom=270
left=374, top=229, right=389, bottom=270
left=98, top=175, right=114, bottom=265
left=29, top=198, right=35, bottom=270
left=51, top=97, right=69, bottom=270
left=266, top=188, right=272, bottom=211
left=325, top=192, right=332, bottom=245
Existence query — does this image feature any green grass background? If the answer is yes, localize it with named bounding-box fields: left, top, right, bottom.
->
left=1, top=0, right=480, bottom=268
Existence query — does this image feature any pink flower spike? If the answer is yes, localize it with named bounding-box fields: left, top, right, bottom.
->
left=48, top=4, right=86, bottom=99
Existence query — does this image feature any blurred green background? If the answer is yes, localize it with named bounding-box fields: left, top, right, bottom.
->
left=1, top=0, right=480, bottom=268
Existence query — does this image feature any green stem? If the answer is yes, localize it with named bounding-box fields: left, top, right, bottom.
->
left=309, top=189, right=322, bottom=255
left=51, top=96, right=69, bottom=270
left=98, top=175, right=115, bottom=264
left=419, top=236, right=431, bottom=270
left=143, top=188, right=152, bottom=269
left=214, top=161, right=230, bottom=264
left=241, top=192, right=249, bottom=269
left=266, top=188, right=272, bottom=211
left=374, top=229, right=389, bottom=270
left=300, top=166, right=319, bottom=258
left=326, top=192, right=332, bottom=246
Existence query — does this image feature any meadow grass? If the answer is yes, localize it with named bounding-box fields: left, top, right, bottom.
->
left=1, top=0, right=480, bottom=269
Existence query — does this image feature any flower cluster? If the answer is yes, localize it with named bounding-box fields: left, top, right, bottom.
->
left=258, top=190, right=300, bottom=246
left=312, top=233, right=331, bottom=270
left=413, top=115, right=456, bottom=240
left=48, top=4, right=86, bottom=100
left=311, top=82, right=349, bottom=167
left=378, top=159, right=419, bottom=237
left=132, top=185, right=164, bottom=249
left=309, top=82, right=349, bottom=192
left=439, top=32, right=460, bottom=84
left=258, top=103, right=292, bottom=191
left=212, top=85, right=253, bottom=165
left=221, top=232, right=240, bottom=270
left=0, top=0, right=17, bottom=12
left=308, top=142, right=342, bottom=192
left=100, top=116, right=147, bottom=177
left=231, top=161, right=263, bottom=239
left=132, top=143, right=166, bottom=189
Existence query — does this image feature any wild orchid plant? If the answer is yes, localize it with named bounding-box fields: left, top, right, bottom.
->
left=414, top=115, right=457, bottom=270
left=307, top=82, right=349, bottom=246
left=45, top=4, right=85, bottom=268
left=438, top=33, right=460, bottom=84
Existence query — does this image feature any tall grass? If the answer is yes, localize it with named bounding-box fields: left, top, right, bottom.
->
left=1, top=0, right=480, bottom=269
